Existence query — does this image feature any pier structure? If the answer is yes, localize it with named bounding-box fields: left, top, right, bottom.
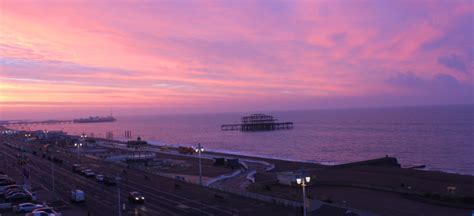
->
left=221, top=114, right=293, bottom=132
left=1, top=120, right=74, bottom=126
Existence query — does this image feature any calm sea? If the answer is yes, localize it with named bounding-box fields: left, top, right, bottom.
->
left=13, top=105, right=474, bottom=175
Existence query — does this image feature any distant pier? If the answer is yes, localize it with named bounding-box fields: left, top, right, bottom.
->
left=221, top=114, right=293, bottom=132
left=1, top=120, right=74, bottom=126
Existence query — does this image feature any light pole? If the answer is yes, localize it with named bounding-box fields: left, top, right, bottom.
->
left=194, top=143, right=204, bottom=186
left=117, top=174, right=122, bottom=216
left=81, top=133, right=87, bottom=147
left=74, top=143, right=82, bottom=163
left=51, top=154, right=55, bottom=202
left=296, top=175, right=311, bottom=216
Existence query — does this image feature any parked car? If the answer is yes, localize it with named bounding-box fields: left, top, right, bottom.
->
left=2, top=184, right=21, bottom=191
left=103, top=176, right=117, bottom=186
left=72, top=164, right=83, bottom=173
left=0, top=178, right=15, bottom=191
left=5, top=189, right=26, bottom=197
left=32, top=207, right=59, bottom=215
left=5, top=192, right=31, bottom=202
left=95, top=174, right=104, bottom=182
left=14, top=202, right=43, bottom=213
left=4, top=188, right=25, bottom=197
left=1, top=184, right=22, bottom=195
left=81, top=169, right=95, bottom=177
left=128, top=191, right=145, bottom=204
left=25, top=211, right=50, bottom=216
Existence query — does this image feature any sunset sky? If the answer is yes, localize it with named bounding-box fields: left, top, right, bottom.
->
left=1, top=0, right=473, bottom=119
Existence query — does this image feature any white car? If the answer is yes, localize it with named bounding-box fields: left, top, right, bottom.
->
left=14, top=202, right=43, bottom=213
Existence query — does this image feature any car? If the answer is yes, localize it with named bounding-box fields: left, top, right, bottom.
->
left=95, top=174, right=104, bottom=182
left=0, top=178, right=15, bottom=188
left=4, top=188, right=24, bottom=197
left=76, top=167, right=87, bottom=174
left=14, top=202, right=43, bottom=213
left=128, top=191, right=145, bottom=203
left=5, top=189, right=26, bottom=197
left=25, top=211, right=50, bottom=216
left=3, top=184, right=21, bottom=191
left=103, top=176, right=117, bottom=186
left=5, top=192, right=31, bottom=202
left=33, top=207, right=58, bottom=215
left=82, top=169, right=95, bottom=177
left=72, top=164, right=83, bottom=173
left=1, top=185, right=22, bottom=195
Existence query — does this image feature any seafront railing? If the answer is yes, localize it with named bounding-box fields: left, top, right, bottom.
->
left=208, top=184, right=303, bottom=208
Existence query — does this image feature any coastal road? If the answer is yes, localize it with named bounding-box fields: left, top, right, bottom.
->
left=1, top=139, right=298, bottom=216
left=1, top=144, right=227, bottom=216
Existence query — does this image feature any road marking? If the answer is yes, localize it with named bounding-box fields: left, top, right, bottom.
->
left=176, top=204, right=190, bottom=209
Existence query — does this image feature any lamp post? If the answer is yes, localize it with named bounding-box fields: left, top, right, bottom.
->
left=296, top=175, right=311, bottom=216
left=117, top=174, right=122, bottom=216
left=74, top=143, right=82, bottom=163
left=81, top=133, right=87, bottom=147
left=194, top=143, right=204, bottom=186
left=51, top=154, right=55, bottom=202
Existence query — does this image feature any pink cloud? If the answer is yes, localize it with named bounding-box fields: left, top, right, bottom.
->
left=0, top=0, right=472, bottom=119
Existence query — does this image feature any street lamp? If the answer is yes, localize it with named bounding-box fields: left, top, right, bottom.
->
left=194, top=143, right=204, bottom=186
left=74, top=143, right=82, bottom=162
left=51, top=153, right=56, bottom=202
left=116, top=173, right=122, bottom=216
left=81, top=133, right=87, bottom=147
left=296, top=175, right=311, bottom=216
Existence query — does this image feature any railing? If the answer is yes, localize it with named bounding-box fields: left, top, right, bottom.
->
left=246, top=170, right=257, bottom=183
left=206, top=169, right=243, bottom=186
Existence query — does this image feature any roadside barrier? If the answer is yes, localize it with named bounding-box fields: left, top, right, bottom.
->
left=246, top=169, right=257, bottom=183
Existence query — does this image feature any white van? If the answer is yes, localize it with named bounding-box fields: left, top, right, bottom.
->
left=70, top=190, right=85, bottom=202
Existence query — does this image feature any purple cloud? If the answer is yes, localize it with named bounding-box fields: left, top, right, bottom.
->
left=438, top=54, right=470, bottom=74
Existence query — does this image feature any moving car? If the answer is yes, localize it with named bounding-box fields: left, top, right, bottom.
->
left=14, top=202, right=43, bottom=213
left=128, top=191, right=145, bottom=203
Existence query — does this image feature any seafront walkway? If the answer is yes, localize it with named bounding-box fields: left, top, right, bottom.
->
left=96, top=141, right=275, bottom=186
left=95, top=141, right=310, bottom=208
